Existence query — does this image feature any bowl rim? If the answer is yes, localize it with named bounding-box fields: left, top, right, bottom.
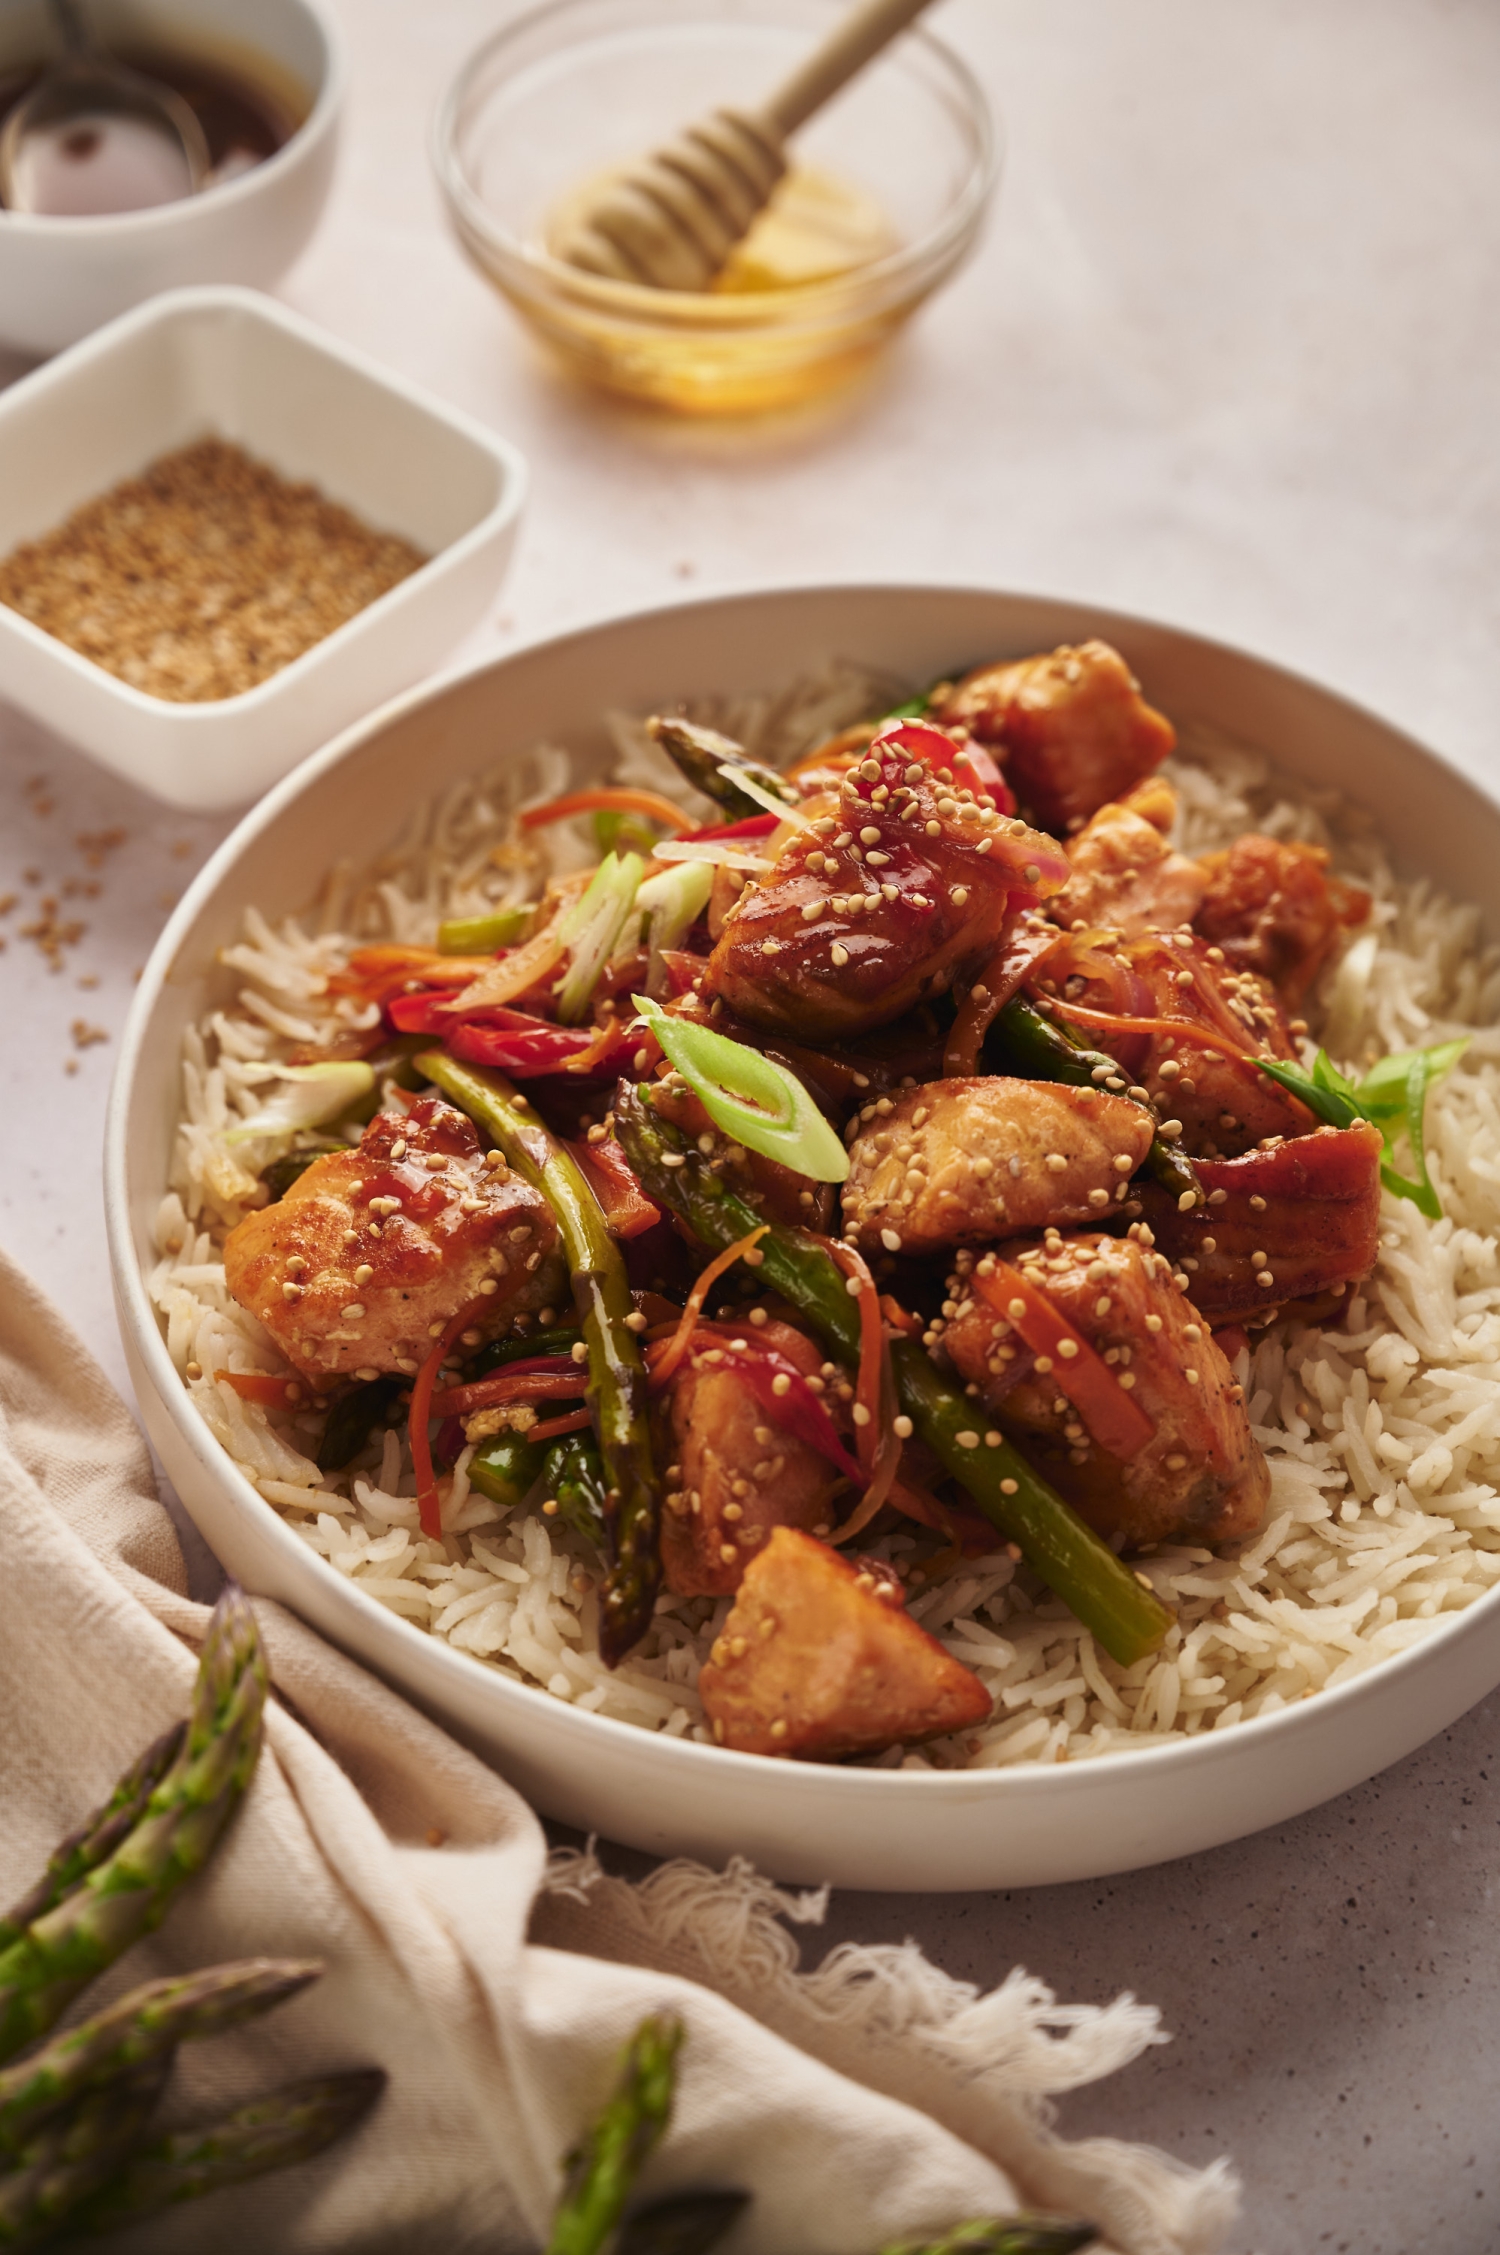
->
left=0, top=0, right=345, bottom=237
left=0, top=283, right=529, bottom=721
left=105, top=577, right=1500, bottom=1801
left=430, top=0, right=998, bottom=322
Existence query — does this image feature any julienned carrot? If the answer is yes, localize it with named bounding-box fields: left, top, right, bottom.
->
left=411, top=1295, right=494, bottom=1538
left=519, top=788, right=694, bottom=836
left=824, top=1241, right=900, bottom=1545
left=647, top=1226, right=770, bottom=1390
left=215, top=1370, right=305, bottom=1410
left=971, top=1263, right=1154, bottom=1459
left=429, top=1366, right=586, bottom=1419
left=1045, top=998, right=1271, bottom=1070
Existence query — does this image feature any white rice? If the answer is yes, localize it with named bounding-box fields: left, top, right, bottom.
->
left=150, top=673, right=1500, bottom=1767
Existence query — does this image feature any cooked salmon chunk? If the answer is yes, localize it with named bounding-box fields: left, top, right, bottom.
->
left=1050, top=784, right=1208, bottom=935
left=1193, top=834, right=1372, bottom=1006
left=1136, top=1121, right=1384, bottom=1323
left=662, top=1321, right=843, bottom=1597
left=937, top=641, right=1176, bottom=836
left=224, top=1096, right=560, bottom=1381
left=940, top=1230, right=1269, bottom=1547
left=1035, top=930, right=1311, bottom=1158
left=697, top=1527, right=991, bottom=1758
left=702, top=721, right=1068, bottom=1044
left=841, top=1077, right=1153, bottom=1256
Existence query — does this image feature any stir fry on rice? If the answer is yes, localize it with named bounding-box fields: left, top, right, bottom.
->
left=154, top=639, right=1499, bottom=1768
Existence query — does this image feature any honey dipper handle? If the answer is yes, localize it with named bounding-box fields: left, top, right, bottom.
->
left=760, top=0, right=941, bottom=141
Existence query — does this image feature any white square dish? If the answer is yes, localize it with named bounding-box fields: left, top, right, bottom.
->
left=0, top=285, right=527, bottom=811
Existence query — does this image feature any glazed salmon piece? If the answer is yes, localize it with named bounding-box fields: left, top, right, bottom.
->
left=223, top=1096, right=560, bottom=1381
left=937, top=641, right=1176, bottom=836
left=1193, top=834, right=1371, bottom=1006
left=702, top=723, right=1068, bottom=1045
left=938, top=1229, right=1269, bottom=1549
left=662, top=1321, right=842, bottom=1597
left=841, top=1077, right=1153, bottom=1256
left=1049, top=783, right=1208, bottom=936
left=1135, top=1121, right=1384, bottom=1323
left=697, top=1527, right=991, bottom=1759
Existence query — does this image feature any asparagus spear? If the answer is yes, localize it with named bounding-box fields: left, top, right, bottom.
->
left=989, top=998, right=1202, bottom=1206
left=616, top=2189, right=750, bottom=2255
left=546, top=2014, right=684, bottom=2255
left=645, top=718, right=793, bottom=821
left=542, top=1432, right=612, bottom=1554
left=881, top=2221, right=1099, bottom=2255
left=68, top=2069, right=386, bottom=2236
left=0, top=1725, right=185, bottom=1954
left=0, top=1960, right=321, bottom=2157
left=316, top=1374, right=403, bottom=1474
left=0, top=1586, right=267, bottom=2066
left=415, top=1052, right=659, bottom=1665
left=0, top=2061, right=169, bottom=2248
left=614, top=1085, right=1171, bottom=1667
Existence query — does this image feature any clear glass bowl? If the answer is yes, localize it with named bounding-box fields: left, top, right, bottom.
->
left=432, top=0, right=997, bottom=416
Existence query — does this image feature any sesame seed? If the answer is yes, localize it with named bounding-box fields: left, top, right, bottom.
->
left=801, top=899, right=824, bottom=921
left=390, top=1138, right=407, bottom=1160
left=281, top=1282, right=303, bottom=1301
left=1177, top=1189, right=1198, bottom=1212
left=956, top=1430, right=980, bottom=1448
left=1256, top=1271, right=1276, bottom=1287
left=880, top=1227, right=903, bottom=1251
left=1056, top=1339, right=1080, bottom=1360
left=353, top=1263, right=373, bottom=1285
left=1000, top=1477, right=1019, bottom=1495
left=769, top=1719, right=789, bottom=1740
left=1112, top=1153, right=1133, bottom=1174
left=1250, top=1193, right=1267, bottom=1210
left=1044, top=1152, right=1067, bottom=1173
left=951, top=886, right=969, bottom=905
left=341, top=1304, right=365, bottom=1320
left=1118, top=1372, right=1137, bottom=1389
left=1088, top=1188, right=1111, bottom=1209
left=830, top=943, right=849, bottom=967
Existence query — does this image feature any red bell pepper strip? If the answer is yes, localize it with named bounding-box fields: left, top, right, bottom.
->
left=568, top=1139, right=662, bottom=1239
left=429, top=1359, right=586, bottom=1419
left=676, top=811, right=780, bottom=844
left=446, top=1020, right=598, bottom=1076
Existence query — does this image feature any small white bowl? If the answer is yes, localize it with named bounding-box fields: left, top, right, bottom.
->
left=106, top=585, right=1500, bottom=1890
left=0, top=0, right=344, bottom=357
left=0, top=286, right=528, bottom=811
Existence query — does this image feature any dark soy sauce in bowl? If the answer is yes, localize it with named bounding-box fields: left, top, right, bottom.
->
left=0, top=43, right=303, bottom=214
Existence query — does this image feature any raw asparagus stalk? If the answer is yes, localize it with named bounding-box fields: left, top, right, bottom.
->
left=882, top=2221, right=1100, bottom=2255
left=0, top=2061, right=169, bottom=2248
left=0, top=1725, right=185, bottom=1953
left=990, top=997, right=1201, bottom=1205
left=614, top=1085, right=1171, bottom=1667
left=68, top=2069, right=386, bottom=2235
left=0, top=1959, right=321, bottom=2157
left=415, top=1051, right=659, bottom=1665
left=0, top=1586, right=268, bottom=2066
left=546, top=2014, right=684, bottom=2255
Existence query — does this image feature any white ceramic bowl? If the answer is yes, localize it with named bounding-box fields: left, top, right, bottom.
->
left=0, top=0, right=343, bottom=357
left=0, top=287, right=527, bottom=812
left=106, top=584, right=1500, bottom=1890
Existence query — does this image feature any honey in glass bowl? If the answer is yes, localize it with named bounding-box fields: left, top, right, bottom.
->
left=433, top=0, right=996, bottom=417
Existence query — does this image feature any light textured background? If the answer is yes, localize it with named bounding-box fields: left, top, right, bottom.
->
left=2, top=3, right=1498, bottom=2248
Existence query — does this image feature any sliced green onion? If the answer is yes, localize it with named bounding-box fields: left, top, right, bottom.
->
left=1256, top=1037, right=1468, bottom=1217
left=713, top=762, right=811, bottom=828
left=636, top=862, right=713, bottom=998
left=225, top=1061, right=375, bottom=1143
left=556, top=852, right=645, bottom=1025
left=632, top=995, right=848, bottom=1181
left=438, top=905, right=533, bottom=954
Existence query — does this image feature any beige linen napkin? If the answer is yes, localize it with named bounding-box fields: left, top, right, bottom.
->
left=0, top=1245, right=1238, bottom=2255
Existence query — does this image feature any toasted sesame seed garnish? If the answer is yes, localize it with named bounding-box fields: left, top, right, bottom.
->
left=341, top=1304, right=365, bottom=1320
left=801, top=899, right=825, bottom=920
left=281, top=1282, right=303, bottom=1301
left=830, top=943, right=850, bottom=967
left=353, top=1263, right=373, bottom=1284
left=389, top=1139, right=407, bottom=1161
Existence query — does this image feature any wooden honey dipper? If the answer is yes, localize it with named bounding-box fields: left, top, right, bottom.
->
left=555, top=0, right=941, bottom=290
